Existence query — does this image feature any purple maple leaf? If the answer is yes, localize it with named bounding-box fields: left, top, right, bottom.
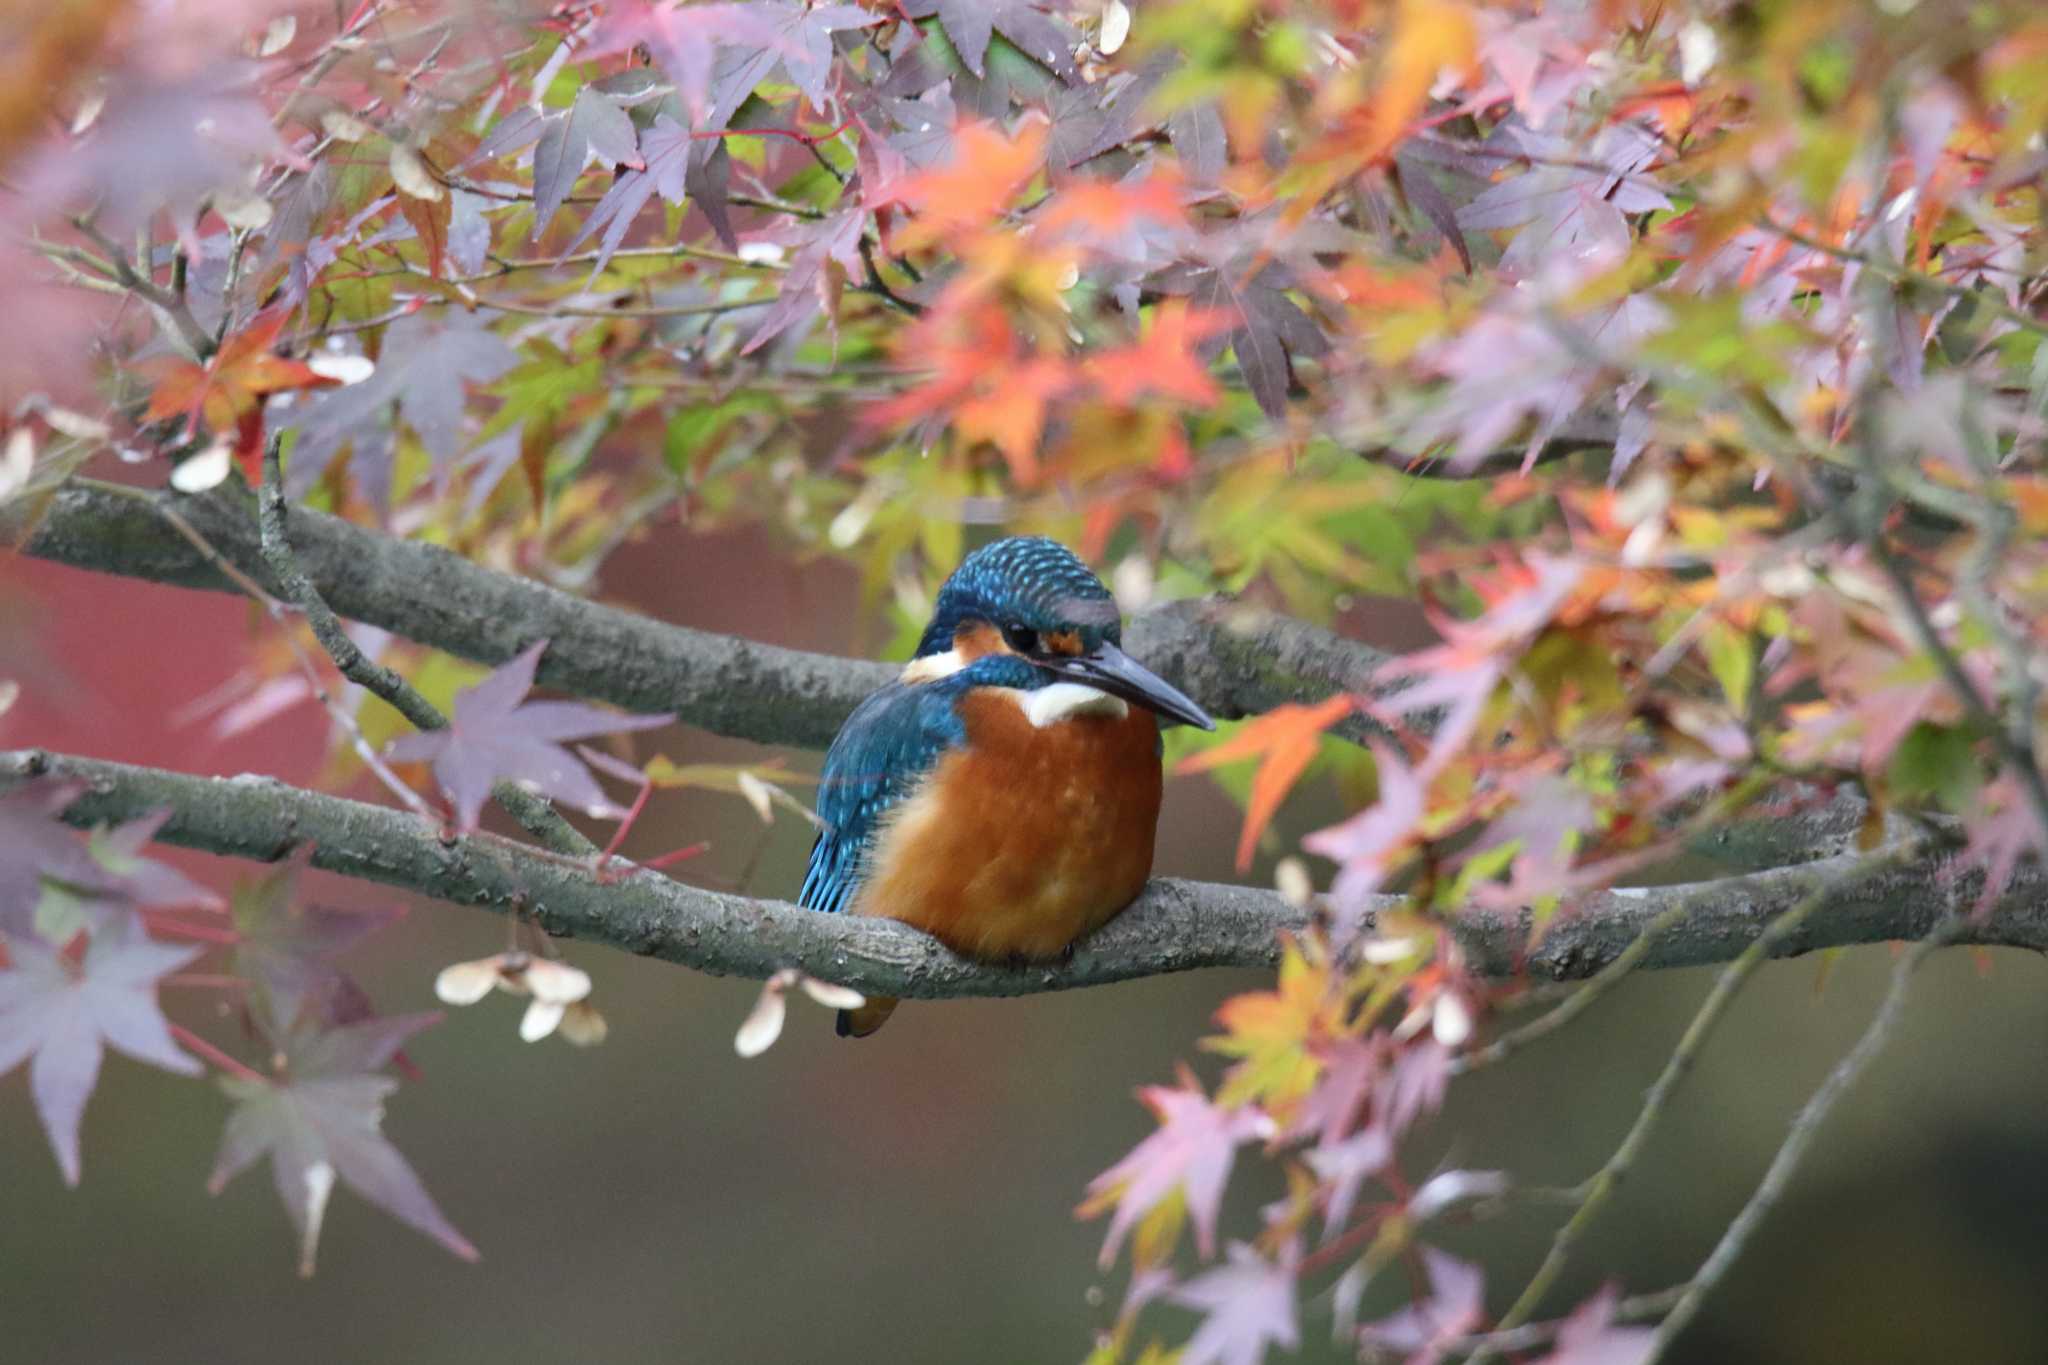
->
left=1086, top=1081, right=1270, bottom=1267
left=568, top=114, right=697, bottom=275
left=1302, top=741, right=1426, bottom=936
left=23, top=68, right=286, bottom=233
left=1359, top=1246, right=1487, bottom=1362
left=1458, top=121, right=1671, bottom=280
left=385, top=640, right=671, bottom=833
left=0, top=782, right=222, bottom=936
left=208, top=1012, right=474, bottom=1275
left=1170, top=1242, right=1301, bottom=1365
left=284, top=310, right=521, bottom=511
left=740, top=207, right=867, bottom=355
left=1957, top=772, right=2047, bottom=916
left=1538, top=1284, right=1655, bottom=1365
left=531, top=83, right=649, bottom=238
left=584, top=2, right=780, bottom=125
left=0, top=780, right=114, bottom=933
left=232, top=848, right=402, bottom=1032
left=1307, top=1125, right=1394, bottom=1235
left=1153, top=258, right=1330, bottom=421
left=0, top=915, right=202, bottom=1185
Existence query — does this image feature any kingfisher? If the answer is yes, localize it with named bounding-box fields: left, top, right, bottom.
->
left=801, top=536, right=1215, bottom=1036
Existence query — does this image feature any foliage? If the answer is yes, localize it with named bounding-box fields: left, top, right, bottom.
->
left=2, top=0, right=2047, bottom=1359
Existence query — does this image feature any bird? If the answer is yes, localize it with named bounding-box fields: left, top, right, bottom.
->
left=801, top=536, right=1215, bottom=1036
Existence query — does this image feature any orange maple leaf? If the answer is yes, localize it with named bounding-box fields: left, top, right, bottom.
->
left=867, top=305, right=1072, bottom=482
left=1036, top=169, right=1187, bottom=241
left=1092, top=301, right=1228, bottom=407
left=882, top=120, right=1047, bottom=251
left=1178, top=694, right=1357, bottom=872
left=145, top=309, right=335, bottom=479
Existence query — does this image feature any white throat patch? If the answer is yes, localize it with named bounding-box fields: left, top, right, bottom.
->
left=1018, top=682, right=1128, bottom=728
left=900, top=649, right=964, bottom=683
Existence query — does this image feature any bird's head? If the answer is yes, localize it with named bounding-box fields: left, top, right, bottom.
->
left=910, top=537, right=1215, bottom=729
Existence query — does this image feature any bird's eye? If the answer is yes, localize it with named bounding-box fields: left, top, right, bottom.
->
left=1002, top=624, right=1040, bottom=654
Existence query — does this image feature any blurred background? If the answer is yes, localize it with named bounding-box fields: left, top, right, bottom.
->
left=7, top=525, right=2047, bottom=1365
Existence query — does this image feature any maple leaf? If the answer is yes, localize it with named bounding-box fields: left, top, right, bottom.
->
left=284, top=311, right=520, bottom=510
left=1359, top=1246, right=1486, bottom=1362
left=903, top=0, right=1081, bottom=85
left=209, top=1012, right=476, bottom=1275
left=880, top=119, right=1047, bottom=249
left=582, top=3, right=780, bottom=125
left=1081, top=1077, right=1271, bottom=1267
left=0, top=780, right=115, bottom=933
left=0, top=782, right=221, bottom=937
left=568, top=113, right=698, bottom=274
left=231, top=849, right=401, bottom=1033
left=145, top=309, right=337, bottom=480
left=1956, top=772, right=2047, bottom=916
left=1091, top=302, right=1226, bottom=405
left=1152, top=260, right=1331, bottom=421
left=1360, top=0, right=1479, bottom=169
left=1458, top=121, right=1671, bottom=280
left=531, top=82, right=649, bottom=238
left=774, top=3, right=883, bottom=108
left=1307, top=1125, right=1395, bottom=1235
left=1369, top=554, right=1587, bottom=773
left=23, top=69, right=286, bottom=230
left=1169, top=1243, right=1301, bottom=1365
left=1178, top=695, right=1356, bottom=872
left=1301, top=741, right=1427, bottom=938
left=740, top=206, right=867, bottom=355
left=1290, top=1036, right=1385, bottom=1147
left=867, top=304, right=1073, bottom=479
left=1537, top=1284, right=1654, bottom=1365
left=384, top=640, right=671, bottom=833
left=0, top=914, right=202, bottom=1185
left=1207, top=940, right=1340, bottom=1110
left=1380, top=1040, right=1452, bottom=1137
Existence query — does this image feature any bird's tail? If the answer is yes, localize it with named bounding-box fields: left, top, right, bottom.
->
left=836, top=996, right=900, bottom=1037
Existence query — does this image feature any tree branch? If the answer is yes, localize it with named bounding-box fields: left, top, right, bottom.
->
left=253, top=439, right=598, bottom=858
left=5, top=477, right=1394, bottom=748
left=6, top=749, right=2044, bottom=1001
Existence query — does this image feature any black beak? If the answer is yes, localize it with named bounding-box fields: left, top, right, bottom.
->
left=1044, top=641, right=1216, bottom=730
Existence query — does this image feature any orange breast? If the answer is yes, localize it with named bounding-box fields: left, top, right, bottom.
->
left=851, top=692, right=1163, bottom=961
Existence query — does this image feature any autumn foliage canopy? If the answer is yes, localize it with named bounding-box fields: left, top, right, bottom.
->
left=5, top=0, right=2048, bottom=1361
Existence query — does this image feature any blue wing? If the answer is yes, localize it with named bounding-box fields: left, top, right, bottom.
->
left=800, top=680, right=967, bottom=914
left=800, top=657, right=1043, bottom=914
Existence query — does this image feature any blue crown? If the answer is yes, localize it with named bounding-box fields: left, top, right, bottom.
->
left=912, top=536, right=1120, bottom=659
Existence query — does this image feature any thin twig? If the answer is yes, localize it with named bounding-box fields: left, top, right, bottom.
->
left=1440, top=1285, right=1688, bottom=1359
left=67, top=216, right=215, bottom=359
left=1479, top=846, right=1916, bottom=1349
left=1642, top=916, right=1964, bottom=1361
left=253, top=439, right=598, bottom=858
left=1452, top=902, right=1688, bottom=1075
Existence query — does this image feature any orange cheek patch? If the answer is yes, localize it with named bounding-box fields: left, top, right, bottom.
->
left=953, top=620, right=1006, bottom=660
left=1043, top=629, right=1083, bottom=656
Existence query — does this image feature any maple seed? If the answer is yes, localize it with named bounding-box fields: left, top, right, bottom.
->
left=557, top=1001, right=609, bottom=1047
left=433, top=950, right=594, bottom=1044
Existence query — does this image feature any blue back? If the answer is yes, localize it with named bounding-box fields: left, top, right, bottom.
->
left=801, top=654, right=1043, bottom=915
